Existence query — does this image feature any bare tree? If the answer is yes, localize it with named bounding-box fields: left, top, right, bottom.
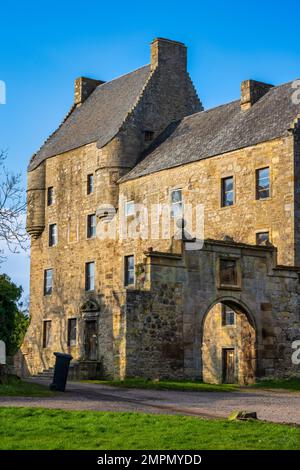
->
left=0, top=150, right=28, bottom=263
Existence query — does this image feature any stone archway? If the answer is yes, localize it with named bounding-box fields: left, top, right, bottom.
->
left=201, top=299, right=256, bottom=385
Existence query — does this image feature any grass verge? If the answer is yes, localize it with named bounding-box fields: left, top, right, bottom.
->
left=0, top=376, right=53, bottom=397
left=252, top=378, right=300, bottom=392
left=0, top=407, right=299, bottom=450
left=82, top=378, right=239, bottom=393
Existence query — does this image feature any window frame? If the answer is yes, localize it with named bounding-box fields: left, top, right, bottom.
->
left=124, top=255, right=135, bottom=287
left=125, top=200, right=135, bottom=217
left=87, top=214, right=96, bottom=239
left=47, top=186, right=54, bottom=206
left=170, top=188, right=183, bottom=219
left=87, top=174, right=94, bottom=195
left=256, top=167, right=270, bottom=200
left=221, top=176, right=234, bottom=207
left=42, top=320, right=52, bottom=348
left=221, top=304, right=236, bottom=327
left=144, top=130, right=154, bottom=142
left=48, top=223, right=57, bottom=247
left=44, top=269, right=53, bottom=296
left=85, top=261, right=95, bottom=292
left=256, top=231, right=270, bottom=245
left=67, top=318, right=77, bottom=347
left=217, top=257, right=241, bottom=290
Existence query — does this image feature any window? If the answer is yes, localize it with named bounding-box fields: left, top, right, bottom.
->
left=87, top=174, right=94, bottom=195
left=85, top=262, right=95, bottom=291
left=49, top=224, right=57, bottom=246
left=221, top=176, right=234, bottom=207
left=222, top=305, right=235, bottom=326
left=44, top=269, right=53, bottom=295
left=47, top=187, right=54, bottom=206
left=171, top=189, right=183, bottom=218
left=219, top=258, right=238, bottom=287
left=256, top=231, right=269, bottom=245
left=124, top=255, right=134, bottom=286
left=256, top=167, right=270, bottom=199
left=125, top=200, right=135, bottom=217
left=87, top=214, right=96, bottom=238
left=144, top=130, right=154, bottom=142
left=42, top=320, right=51, bottom=348
left=67, top=318, right=77, bottom=347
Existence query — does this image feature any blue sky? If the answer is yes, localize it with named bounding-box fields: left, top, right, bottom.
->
left=0, top=0, right=300, bottom=296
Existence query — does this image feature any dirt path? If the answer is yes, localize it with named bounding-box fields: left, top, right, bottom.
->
left=1, top=378, right=300, bottom=425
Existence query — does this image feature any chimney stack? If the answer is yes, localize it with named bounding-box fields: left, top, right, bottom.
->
left=74, top=77, right=105, bottom=106
left=241, top=79, right=273, bottom=111
left=151, top=38, right=187, bottom=72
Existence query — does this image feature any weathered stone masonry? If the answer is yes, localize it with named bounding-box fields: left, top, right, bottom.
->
left=21, top=38, right=300, bottom=383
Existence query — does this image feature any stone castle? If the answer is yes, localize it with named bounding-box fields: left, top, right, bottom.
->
left=22, top=38, right=300, bottom=384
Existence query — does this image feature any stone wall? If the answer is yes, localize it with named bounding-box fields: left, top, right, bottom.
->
left=120, top=135, right=296, bottom=267
left=123, top=241, right=300, bottom=383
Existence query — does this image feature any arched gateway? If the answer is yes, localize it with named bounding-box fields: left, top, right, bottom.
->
left=202, top=299, right=256, bottom=385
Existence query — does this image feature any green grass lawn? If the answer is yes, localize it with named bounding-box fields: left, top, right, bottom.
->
left=0, top=407, right=299, bottom=450
left=83, top=377, right=300, bottom=393
left=252, top=378, right=300, bottom=392
left=83, top=378, right=239, bottom=393
left=0, top=376, right=53, bottom=397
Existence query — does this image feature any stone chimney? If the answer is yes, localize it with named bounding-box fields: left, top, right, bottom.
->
left=151, top=38, right=187, bottom=72
left=74, top=77, right=105, bottom=106
left=241, top=79, right=273, bottom=111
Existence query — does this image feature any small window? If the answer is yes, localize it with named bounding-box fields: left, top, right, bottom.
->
left=144, top=130, right=154, bottom=142
left=67, top=318, right=77, bottom=347
left=125, top=200, right=135, bottom=217
left=85, top=262, right=95, bottom=291
left=256, top=167, right=270, bottom=200
left=49, top=224, right=57, bottom=246
left=219, top=259, right=238, bottom=287
left=221, top=176, right=234, bottom=207
left=124, top=255, right=134, bottom=286
left=47, top=187, right=54, bottom=206
left=87, top=174, right=94, bottom=195
left=44, top=269, right=53, bottom=296
left=87, top=214, right=96, bottom=238
left=42, top=320, right=52, bottom=348
left=222, top=305, right=235, bottom=326
left=171, top=189, right=183, bottom=218
left=256, top=232, right=269, bottom=245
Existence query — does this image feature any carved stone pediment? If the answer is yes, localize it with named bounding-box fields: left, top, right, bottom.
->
left=80, top=299, right=100, bottom=313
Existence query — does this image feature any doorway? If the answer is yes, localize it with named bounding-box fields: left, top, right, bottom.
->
left=222, top=348, right=235, bottom=383
left=85, top=320, right=98, bottom=360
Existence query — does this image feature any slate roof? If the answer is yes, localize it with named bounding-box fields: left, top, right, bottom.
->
left=121, top=80, right=300, bottom=182
left=28, top=65, right=151, bottom=171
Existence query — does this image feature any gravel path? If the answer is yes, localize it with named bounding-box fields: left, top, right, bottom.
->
left=1, top=378, right=300, bottom=425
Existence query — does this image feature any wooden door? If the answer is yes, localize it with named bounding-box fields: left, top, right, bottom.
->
left=85, top=320, right=97, bottom=361
left=223, top=348, right=235, bottom=383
